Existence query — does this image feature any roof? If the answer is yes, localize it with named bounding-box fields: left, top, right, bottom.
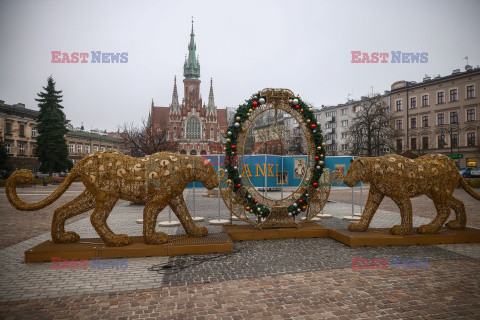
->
left=151, top=106, right=169, bottom=125
left=66, top=130, right=123, bottom=143
left=217, top=109, right=228, bottom=127
left=390, top=67, right=480, bottom=93
left=0, top=103, right=39, bottom=118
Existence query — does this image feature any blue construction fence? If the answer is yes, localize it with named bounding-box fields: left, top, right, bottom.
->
left=188, top=155, right=357, bottom=188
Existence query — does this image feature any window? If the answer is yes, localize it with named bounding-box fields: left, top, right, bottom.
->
left=410, top=118, right=417, bottom=129
left=422, top=95, right=429, bottom=107
left=450, top=112, right=458, bottom=124
left=422, top=116, right=429, bottom=127
left=449, top=89, right=458, bottom=102
left=5, top=142, right=11, bottom=154
left=411, top=138, right=417, bottom=150
left=107, top=146, right=112, bottom=150
left=77, top=145, right=82, bottom=154
left=467, top=109, right=475, bottom=122
left=438, top=113, right=444, bottom=125
left=186, top=117, right=201, bottom=139
left=101, top=146, right=105, bottom=151
left=438, top=135, right=446, bottom=148
left=341, top=120, right=348, bottom=127
left=69, top=143, right=74, bottom=153
left=410, top=97, right=417, bottom=109
left=451, top=134, right=458, bottom=148
left=396, top=139, right=402, bottom=152
left=341, top=132, right=348, bottom=139
left=94, top=145, right=99, bottom=152
left=5, top=122, right=12, bottom=135
left=326, top=111, right=337, bottom=117
left=341, top=144, right=348, bottom=151
left=19, top=124, right=25, bottom=137
left=19, top=143, right=25, bottom=155
left=467, top=85, right=475, bottom=99
left=422, top=136, right=429, bottom=149
left=437, top=92, right=445, bottom=104
left=325, top=122, right=336, bottom=129
left=396, top=120, right=402, bottom=130
left=32, top=126, right=37, bottom=137
left=396, top=100, right=402, bottom=111
left=85, top=145, right=90, bottom=154
left=467, top=132, right=476, bottom=146
left=341, top=108, right=348, bottom=115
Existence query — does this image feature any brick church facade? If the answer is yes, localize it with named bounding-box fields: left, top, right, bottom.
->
left=149, top=22, right=227, bottom=155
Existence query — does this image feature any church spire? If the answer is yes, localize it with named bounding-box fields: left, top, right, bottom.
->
left=183, top=17, right=200, bottom=79
left=169, top=76, right=180, bottom=114
left=207, top=78, right=216, bottom=115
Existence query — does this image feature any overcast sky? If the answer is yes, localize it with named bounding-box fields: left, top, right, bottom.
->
left=1, top=0, right=479, bottom=132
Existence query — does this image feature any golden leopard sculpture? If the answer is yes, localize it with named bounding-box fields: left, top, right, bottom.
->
left=6, top=151, right=219, bottom=246
left=343, top=154, right=480, bottom=235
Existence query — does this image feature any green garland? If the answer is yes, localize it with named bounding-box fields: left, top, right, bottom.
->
left=224, top=92, right=326, bottom=218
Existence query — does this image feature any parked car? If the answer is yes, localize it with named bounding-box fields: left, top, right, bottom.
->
left=461, top=167, right=480, bottom=178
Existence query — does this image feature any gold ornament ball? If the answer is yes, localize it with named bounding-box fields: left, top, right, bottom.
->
left=247, top=113, right=251, bottom=117
left=226, top=138, right=231, bottom=143
left=236, top=116, right=241, bottom=121
left=307, top=119, right=311, bottom=123
left=322, top=142, right=326, bottom=146
left=317, top=146, right=321, bottom=150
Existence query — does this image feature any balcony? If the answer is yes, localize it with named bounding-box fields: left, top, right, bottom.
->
left=326, top=116, right=335, bottom=122
left=325, top=128, right=335, bottom=134
left=326, top=140, right=335, bottom=145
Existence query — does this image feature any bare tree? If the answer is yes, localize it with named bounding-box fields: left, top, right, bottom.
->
left=347, top=94, right=394, bottom=157
left=117, top=119, right=178, bottom=157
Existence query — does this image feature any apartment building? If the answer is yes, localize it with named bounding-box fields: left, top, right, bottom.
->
left=0, top=100, right=127, bottom=172
left=390, top=66, right=480, bottom=167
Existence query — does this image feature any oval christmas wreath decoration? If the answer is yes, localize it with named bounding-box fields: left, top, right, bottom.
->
left=224, top=91, right=326, bottom=218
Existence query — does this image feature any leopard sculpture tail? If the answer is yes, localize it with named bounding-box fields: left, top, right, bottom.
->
left=459, top=177, right=480, bottom=200
left=6, top=169, right=79, bottom=211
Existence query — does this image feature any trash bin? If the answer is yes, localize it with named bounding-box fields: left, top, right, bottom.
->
left=43, top=179, right=47, bottom=186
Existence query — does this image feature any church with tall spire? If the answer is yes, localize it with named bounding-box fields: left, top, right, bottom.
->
left=149, top=19, right=228, bottom=155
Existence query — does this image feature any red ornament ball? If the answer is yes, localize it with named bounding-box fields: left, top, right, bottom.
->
left=299, top=199, right=303, bottom=204
left=315, top=156, right=319, bottom=161
left=295, top=105, right=300, bottom=110
left=310, top=124, right=316, bottom=130
left=252, top=101, right=258, bottom=107
left=231, top=145, right=236, bottom=150
left=254, top=199, right=258, bottom=204
left=237, top=183, right=242, bottom=188
left=313, top=182, right=319, bottom=188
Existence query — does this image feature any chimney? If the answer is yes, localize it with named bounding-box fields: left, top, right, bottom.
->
left=423, top=75, right=431, bottom=82
left=0, top=100, right=4, bottom=106
left=16, top=103, right=25, bottom=108
left=465, top=65, right=472, bottom=71
left=452, top=69, right=460, bottom=75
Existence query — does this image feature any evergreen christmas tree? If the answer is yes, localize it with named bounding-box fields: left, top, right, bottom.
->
left=35, top=76, right=73, bottom=174
left=0, top=136, right=13, bottom=175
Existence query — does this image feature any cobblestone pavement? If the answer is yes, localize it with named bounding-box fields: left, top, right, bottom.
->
left=1, top=259, right=479, bottom=320
left=1, top=185, right=480, bottom=318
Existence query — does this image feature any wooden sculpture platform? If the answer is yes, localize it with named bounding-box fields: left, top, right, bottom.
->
left=329, top=227, right=480, bottom=247
left=25, top=233, right=233, bottom=263
left=222, top=222, right=330, bottom=241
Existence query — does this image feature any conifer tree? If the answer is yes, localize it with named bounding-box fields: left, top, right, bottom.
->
left=0, top=136, right=13, bottom=175
left=35, top=76, right=72, bottom=174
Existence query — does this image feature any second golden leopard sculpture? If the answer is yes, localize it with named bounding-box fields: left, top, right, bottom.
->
left=343, top=154, right=480, bottom=235
left=6, top=151, right=219, bottom=246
